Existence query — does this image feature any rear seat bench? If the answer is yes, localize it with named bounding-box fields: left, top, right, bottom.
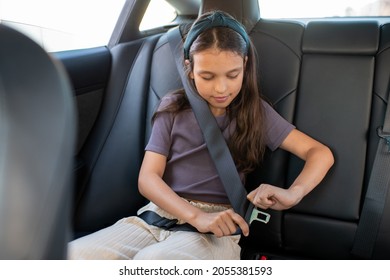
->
left=72, top=11, right=390, bottom=258
left=241, top=20, right=390, bottom=259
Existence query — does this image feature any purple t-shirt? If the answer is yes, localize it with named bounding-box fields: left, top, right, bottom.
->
left=145, top=95, right=295, bottom=204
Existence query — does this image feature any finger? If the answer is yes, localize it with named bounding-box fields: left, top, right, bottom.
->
left=209, top=223, right=224, bottom=237
left=218, top=222, right=233, bottom=237
left=210, top=211, right=238, bottom=237
left=222, top=212, right=242, bottom=235
left=254, top=187, right=276, bottom=206
left=247, top=184, right=269, bottom=203
left=208, top=212, right=235, bottom=237
left=256, top=196, right=276, bottom=210
left=247, top=189, right=256, bottom=202
left=228, top=211, right=250, bottom=237
left=263, top=195, right=276, bottom=205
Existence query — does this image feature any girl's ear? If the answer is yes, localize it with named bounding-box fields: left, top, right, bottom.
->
left=185, top=59, right=194, bottom=79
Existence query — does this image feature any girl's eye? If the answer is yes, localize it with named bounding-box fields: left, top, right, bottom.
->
left=227, top=74, right=239, bottom=79
left=227, top=71, right=240, bottom=79
left=201, top=76, right=213, bottom=80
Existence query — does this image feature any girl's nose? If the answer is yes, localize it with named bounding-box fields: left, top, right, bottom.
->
left=214, top=78, right=227, bottom=94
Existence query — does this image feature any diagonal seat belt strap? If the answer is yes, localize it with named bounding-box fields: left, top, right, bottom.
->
left=351, top=94, right=390, bottom=258
left=166, top=26, right=251, bottom=219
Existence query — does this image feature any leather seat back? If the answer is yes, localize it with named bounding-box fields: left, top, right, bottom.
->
left=242, top=20, right=388, bottom=259
left=73, top=35, right=162, bottom=237
left=285, top=21, right=380, bottom=259
left=0, top=25, right=76, bottom=259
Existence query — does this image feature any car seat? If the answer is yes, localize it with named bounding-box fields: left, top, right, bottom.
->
left=0, top=25, right=76, bottom=259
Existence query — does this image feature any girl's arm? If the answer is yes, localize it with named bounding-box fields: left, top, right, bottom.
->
left=247, top=129, right=334, bottom=210
left=138, top=151, right=249, bottom=236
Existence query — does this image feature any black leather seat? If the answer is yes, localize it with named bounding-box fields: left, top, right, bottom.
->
left=241, top=19, right=390, bottom=259
left=73, top=34, right=162, bottom=237
left=0, top=25, right=76, bottom=259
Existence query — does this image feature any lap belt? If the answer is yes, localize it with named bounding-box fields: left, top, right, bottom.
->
left=138, top=210, right=198, bottom=232
left=138, top=208, right=270, bottom=233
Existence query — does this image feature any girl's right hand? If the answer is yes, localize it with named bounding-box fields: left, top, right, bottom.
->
left=191, top=209, right=249, bottom=237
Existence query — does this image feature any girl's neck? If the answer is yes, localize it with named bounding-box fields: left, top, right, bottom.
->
left=211, top=108, right=226, bottom=116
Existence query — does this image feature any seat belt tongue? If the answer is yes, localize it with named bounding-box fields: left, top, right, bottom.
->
left=249, top=208, right=271, bottom=224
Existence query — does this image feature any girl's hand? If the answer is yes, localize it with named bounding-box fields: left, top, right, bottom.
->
left=247, top=184, right=305, bottom=211
left=191, top=209, right=249, bottom=237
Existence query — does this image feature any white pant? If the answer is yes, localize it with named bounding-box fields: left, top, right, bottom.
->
left=67, top=201, right=241, bottom=260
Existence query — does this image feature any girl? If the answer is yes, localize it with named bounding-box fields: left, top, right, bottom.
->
left=68, top=11, right=334, bottom=260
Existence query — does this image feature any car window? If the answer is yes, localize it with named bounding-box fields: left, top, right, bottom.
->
left=0, top=0, right=126, bottom=52
left=259, top=0, right=390, bottom=18
left=139, top=0, right=177, bottom=31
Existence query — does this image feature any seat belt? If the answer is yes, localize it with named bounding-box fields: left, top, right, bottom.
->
left=166, top=26, right=269, bottom=226
left=138, top=210, right=198, bottom=232
left=351, top=94, right=390, bottom=258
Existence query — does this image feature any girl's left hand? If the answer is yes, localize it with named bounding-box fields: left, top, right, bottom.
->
left=247, top=184, right=305, bottom=211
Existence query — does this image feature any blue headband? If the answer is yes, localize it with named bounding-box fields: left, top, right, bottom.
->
left=183, top=12, right=250, bottom=60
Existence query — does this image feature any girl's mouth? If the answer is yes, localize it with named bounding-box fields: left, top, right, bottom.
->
left=213, top=96, right=229, bottom=103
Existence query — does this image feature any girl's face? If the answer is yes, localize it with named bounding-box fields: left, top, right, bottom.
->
left=189, top=48, right=246, bottom=116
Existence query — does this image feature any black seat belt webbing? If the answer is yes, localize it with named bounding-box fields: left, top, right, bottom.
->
left=351, top=95, right=390, bottom=258
left=138, top=210, right=198, bottom=232
left=166, top=27, right=267, bottom=225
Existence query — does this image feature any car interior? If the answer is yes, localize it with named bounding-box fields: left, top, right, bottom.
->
left=1, top=0, right=390, bottom=259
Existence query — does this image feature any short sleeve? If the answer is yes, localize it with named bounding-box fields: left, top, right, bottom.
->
left=263, top=101, right=295, bottom=151
left=145, top=97, right=176, bottom=156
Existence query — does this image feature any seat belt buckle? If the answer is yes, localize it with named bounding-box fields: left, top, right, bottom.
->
left=249, top=208, right=271, bottom=224
left=377, top=127, right=390, bottom=152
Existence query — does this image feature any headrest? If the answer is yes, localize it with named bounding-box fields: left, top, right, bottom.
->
left=199, top=0, right=260, bottom=32
left=303, top=21, right=379, bottom=55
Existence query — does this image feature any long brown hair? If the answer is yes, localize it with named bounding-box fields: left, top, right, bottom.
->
left=155, top=11, right=266, bottom=174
